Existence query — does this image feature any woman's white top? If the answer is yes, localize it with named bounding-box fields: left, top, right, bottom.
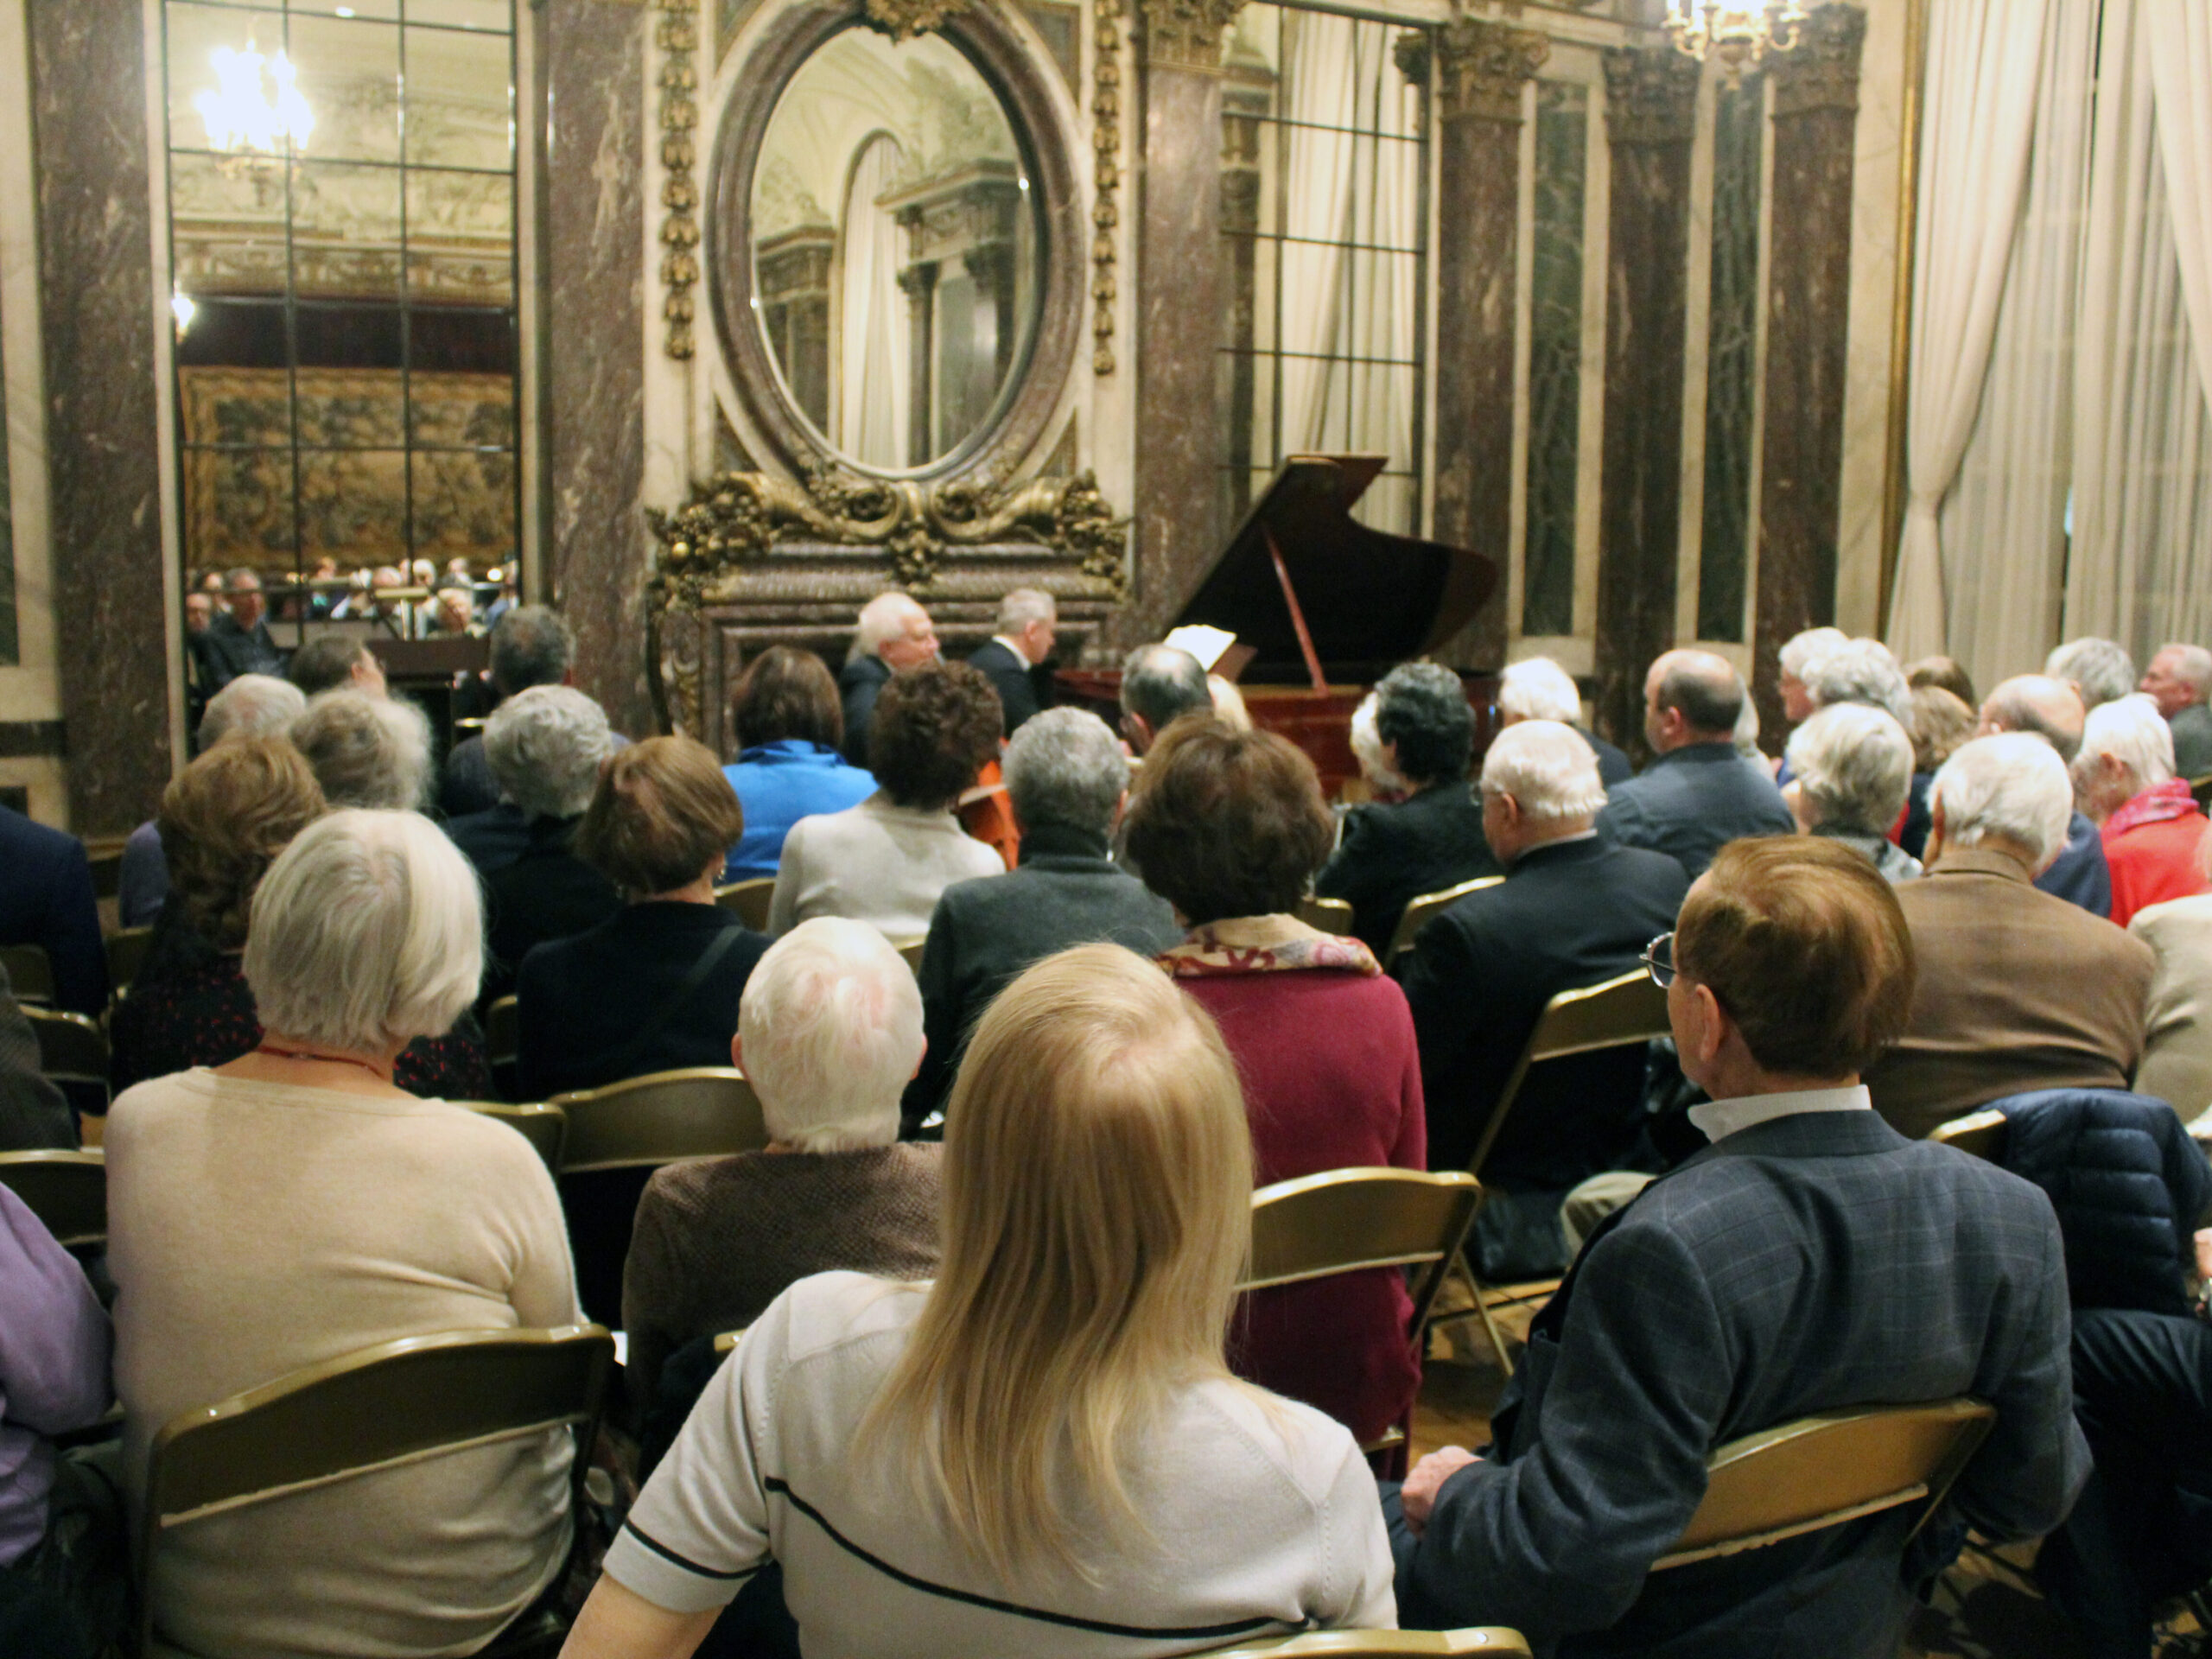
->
left=604, top=1272, right=1396, bottom=1658
left=767, top=792, right=1004, bottom=939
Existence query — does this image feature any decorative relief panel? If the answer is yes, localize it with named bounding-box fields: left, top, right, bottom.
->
left=1428, top=16, right=1548, bottom=124
left=658, top=0, right=702, bottom=359
left=1135, top=0, right=1242, bottom=71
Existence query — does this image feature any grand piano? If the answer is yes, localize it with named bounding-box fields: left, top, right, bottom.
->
left=1056, top=455, right=1500, bottom=797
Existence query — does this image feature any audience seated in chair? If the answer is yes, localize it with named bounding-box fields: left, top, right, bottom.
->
left=1776, top=626, right=1849, bottom=737
left=907, top=707, right=1177, bottom=1127
left=1389, top=836, right=2087, bottom=1657
left=2074, top=692, right=2211, bottom=928
left=1314, top=663, right=1499, bottom=958
left=1123, top=721, right=1425, bottom=1451
left=110, top=741, right=492, bottom=1100
left=473, top=687, right=621, bottom=1011
left=2140, top=642, right=2212, bottom=780
left=838, top=593, right=938, bottom=768
left=292, top=688, right=435, bottom=812
left=0, top=961, right=75, bottom=1152
left=1978, top=673, right=2114, bottom=915
left=1866, top=735, right=2153, bottom=1140
left=1595, top=649, right=1793, bottom=880
left=1905, top=683, right=1977, bottom=862
left=717, top=646, right=876, bottom=882
left=567, top=944, right=1393, bottom=1659
left=1497, top=657, right=1630, bottom=786
left=108, top=809, right=582, bottom=1659
left=1782, top=702, right=1923, bottom=883
left=286, top=634, right=389, bottom=702
left=2050, top=636, right=2139, bottom=711
left=1397, top=721, right=1688, bottom=1277
left=2129, top=831, right=2212, bottom=1116
left=1116, top=641, right=1212, bottom=756
left=119, top=673, right=307, bottom=929
left=622, top=918, right=940, bottom=1410
left=191, top=568, right=283, bottom=695
left=442, top=606, right=578, bottom=822
left=0, top=807, right=106, bottom=1022
left=768, top=660, right=1004, bottom=939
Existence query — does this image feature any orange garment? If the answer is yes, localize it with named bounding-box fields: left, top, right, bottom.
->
left=957, top=758, right=1019, bottom=871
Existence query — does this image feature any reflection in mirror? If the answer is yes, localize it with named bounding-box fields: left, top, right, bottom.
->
left=753, top=26, right=1037, bottom=472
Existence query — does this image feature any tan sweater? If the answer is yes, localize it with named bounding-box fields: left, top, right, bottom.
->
left=107, top=1069, right=582, bottom=1659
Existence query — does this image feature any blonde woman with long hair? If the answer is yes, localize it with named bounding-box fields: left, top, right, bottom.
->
left=564, top=944, right=1394, bottom=1659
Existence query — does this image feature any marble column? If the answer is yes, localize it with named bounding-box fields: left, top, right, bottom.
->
left=1414, top=20, right=1548, bottom=671
left=28, top=0, right=168, bottom=834
left=1752, top=5, right=1864, bottom=741
left=541, top=0, right=652, bottom=737
left=1592, top=47, right=1698, bottom=754
left=1124, top=0, right=1242, bottom=645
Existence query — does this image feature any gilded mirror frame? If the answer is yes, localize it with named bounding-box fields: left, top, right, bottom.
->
left=708, top=0, right=1081, bottom=483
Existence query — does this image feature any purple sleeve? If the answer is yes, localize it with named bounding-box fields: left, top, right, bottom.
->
left=0, top=1185, right=111, bottom=1435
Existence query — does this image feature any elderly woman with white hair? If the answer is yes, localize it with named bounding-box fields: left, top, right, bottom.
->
left=2073, top=693, right=2210, bottom=927
left=1497, top=656, right=1630, bottom=784
left=1782, top=703, right=1923, bottom=884
left=291, top=688, right=434, bottom=811
left=622, top=918, right=942, bottom=1409
left=107, top=810, right=582, bottom=1659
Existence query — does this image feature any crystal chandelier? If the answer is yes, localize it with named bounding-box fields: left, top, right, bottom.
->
left=1662, top=1, right=1811, bottom=82
left=193, top=41, right=315, bottom=155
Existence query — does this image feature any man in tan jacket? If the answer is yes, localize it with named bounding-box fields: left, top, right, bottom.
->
left=1866, top=733, right=2155, bottom=1139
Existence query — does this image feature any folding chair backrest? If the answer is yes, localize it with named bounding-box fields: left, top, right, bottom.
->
left=1930, top=1108, right=2006, bottom=1165
left=550, top=1067, right=768, bottom=1173
left=105, top=926, right=156, bottom=998
left=1240, top=1168, right=1484, bottom=1338
left=893, top=938, right=926, bottom=974
left=1467, top=970, right=1669, bottom=1179
left=1297, top=896, right=1356, bottom=937
left=0, top=1150, right=106, bottom=1249
left=24, top=1007, right=110, bottom=1098
left=1198, top=1628, right=1533, bottom=1656
left=458, top=1102, right=567, bottom=1174
left=485, top=995, right=520, bottom=1071
left=0, top=944, right=54, bottom=1007
left=714, top=879, right=775, bottom=933
left=1653, top=1397, right=1996, bottom=1570
left=2192, top=773, right=2212, bottom=814
left=1385, top=877, right=1503, bottom=968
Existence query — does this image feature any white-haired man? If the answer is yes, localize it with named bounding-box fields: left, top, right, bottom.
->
left=2074, top=693, right=2210, bottom=928
left=967, top=588, right=1056, bottom=735
left=1497, top=658, right=1630, bottom=785
left=2139, top=643, right=2212, bottom=779
left=1977, top=673, right=2113, bottom=916
left=1864, top=734, right=2154, bottom=1139
left=621, top=917, right=942, bottom=1408
left=1398, top=721, right=1688, bottom=1278
left=2048, top=637, right=2139, bottom=711
left=840, top=592, right=938, bottom=766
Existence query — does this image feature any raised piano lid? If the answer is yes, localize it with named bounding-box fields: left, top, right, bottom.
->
left=1175, top=454, right=1497, bottom=685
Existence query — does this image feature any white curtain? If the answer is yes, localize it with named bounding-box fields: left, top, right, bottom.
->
left=1276, top=11, right=1359, bottom=459
left=1933, top=0, right=2094, bottom=697
left=2146, top=0, right=2212, bottom=410
left=1883, top=0, right=2050, bottom=662
left=834, top=134, right=911, bottom=469
left=1341, top=25, right=1421, bottom=532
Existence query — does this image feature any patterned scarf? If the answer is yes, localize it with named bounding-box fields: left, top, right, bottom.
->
left=1154, top=913, right=1382, bottom=979
left=2106, top=777, right=2202, bottom=838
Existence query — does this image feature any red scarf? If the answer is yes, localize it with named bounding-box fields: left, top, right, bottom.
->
left=2107, top=777, right=2202, bottom=838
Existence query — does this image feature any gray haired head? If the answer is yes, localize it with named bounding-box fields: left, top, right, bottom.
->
left=199, top=674, right=307, bottom=748
left=1119, top=644, right=1211, bottom=734
left=2045, top=637, right=2139, bottom=710
left=485, top=686, right=615, bottom=822
left=489, top=605, right=575, bottom=696
left=1005, top=707, right=1129, bottom=837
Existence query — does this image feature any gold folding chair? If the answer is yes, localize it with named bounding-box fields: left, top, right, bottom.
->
left=0, top=944, right=55, bottom=1007
left=714, top=878, right=776, bottom=933
left=1930, top=1108, right=2007, bottom=1164
left=893, top=937, right=926, bottom=974
left=138, top=1325, right=614, bottom=1659
left=1654, top=1397, right=1997, bottom=1570
left=1385, top=876, right=1503, bottom=968
left=550, top=1067, right=768, bottom=1174
left=2191, top=772, right=2212, bottom=815
left=1443, top=969, right=1673, bottom=1376
left=105, top=926, right=156, bottom=1000
left=1199, top=1629, right=1531, bottom=1656
left=1240, top=1168, right=1484, bottom=1457
left=1297, top=896, right=1357, bottom=937
left=458, top=1102, right=568, bottom=1174
left=713, top=1327, right=747, bottom=1356
left=0, top=1150, right=106, bottom=1249
left=485, top=995, right=520, bottom=1074
left=25, top=1007, right=110, bottom=1108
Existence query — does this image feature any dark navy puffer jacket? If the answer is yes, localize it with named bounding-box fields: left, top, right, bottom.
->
left=1986, top=1088, right=2212, bottom=1317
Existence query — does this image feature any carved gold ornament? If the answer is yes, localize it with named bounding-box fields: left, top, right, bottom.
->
left=1135, top=0, right=1242, bottom=73
left=658, top=0, right=701, bottom=359
left=862, top=0, right=966, bottom=40
left=1092, top=0, right=1123, bottom=374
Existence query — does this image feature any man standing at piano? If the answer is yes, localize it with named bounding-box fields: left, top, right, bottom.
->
left=967, top=589, right=1056, bottom=736
left=839, top=593, right=939, bottom=768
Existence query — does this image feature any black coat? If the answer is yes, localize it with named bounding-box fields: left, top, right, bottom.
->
left=0, top=808, right=107, bottom=1017
left=1579, top=725, right=1633, bottom=788
left=480, top=816, right=623, bottom=1010
left=838, top=655, right=893, bottom=766
left=193, top=611, right=283, bottom=693
left=1397, top=834, right=1687, bottom=1183
left=1595, top=741, right=1795, bottom=879
left=1314, top=782, right=1501, bottom=958
left=965, top=639, right=1042, bottom=734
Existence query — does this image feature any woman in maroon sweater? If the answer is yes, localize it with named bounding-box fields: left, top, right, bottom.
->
left=1123, top=719, right=1426, bottom=1459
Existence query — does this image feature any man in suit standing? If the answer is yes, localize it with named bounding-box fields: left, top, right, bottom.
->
left=1397, top=720, right=1685, bottom=1275
left=1866, top=734, right=2154, bottom=1139
left=965, top=588, right=1055, bottom=736
left=1392, top=836, right=2087, bottom=1656
left=1977, top=673, right=2113, bottom=916
left=1597, top=649, right=1794, bottom=879
left=839, top=592, right=938, bottom=766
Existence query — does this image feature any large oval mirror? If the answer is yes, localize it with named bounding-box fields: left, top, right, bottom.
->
left=751, top=26, right=1039, bottom=474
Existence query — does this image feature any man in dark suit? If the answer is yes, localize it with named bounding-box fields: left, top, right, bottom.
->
left=839, top=592, right=938, bottom=766
left=192, top=569, right=284, bottom=693
left=1397, top=720, right=1685, bottom=1275
left=0, top=807, right=107, bottom=1019
left=1977, top=673, right=2114, bottom=915
left=965, top=588, right=1054, bottom=736
left=906, top=708, right=1179, bottom=1127
left=1597, top=648, right=1794, bottom=879
left=1391, top=836, right=2087, bottom=1657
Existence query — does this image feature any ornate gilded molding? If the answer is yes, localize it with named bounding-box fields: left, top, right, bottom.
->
left=1601, top=44, right=1700, bottom=147
left=1135, top=0, right=1241, bottom=72
left=657, top=0, right=701, bottom=359
left=1419, top=17, right=1548, bottom=124
left=863, top=0, right=965, bottom=41
left=1770, top=3, right=1866, bottom=118
left=1092, top=0, right=1124, bottom=374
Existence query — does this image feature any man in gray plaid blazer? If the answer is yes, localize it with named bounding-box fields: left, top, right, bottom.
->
left=1391, top=836, right=2088, bottom=1658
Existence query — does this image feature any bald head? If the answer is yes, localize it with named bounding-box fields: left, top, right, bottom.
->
left=1644, top=649, right=1746, bottom=753
left=1977, top=674, right=2085, bottom=765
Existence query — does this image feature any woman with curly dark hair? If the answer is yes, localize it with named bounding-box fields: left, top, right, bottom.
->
left=768, top=660, right=1004, bottom=938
